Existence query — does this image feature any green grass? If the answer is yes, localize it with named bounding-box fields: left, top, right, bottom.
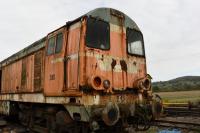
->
left=155, top=90, right=200, bottom=103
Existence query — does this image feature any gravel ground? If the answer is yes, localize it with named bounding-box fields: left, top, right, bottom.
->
left=0, top=117, right=29, bottom=133
left=0, top=116, right=200, bottom=133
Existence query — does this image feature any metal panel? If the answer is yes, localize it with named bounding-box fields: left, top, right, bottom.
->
left=44, top=28, right=65, bottom=96
left=34, top=51, right=44, bottom=91
left=20, top=55, right=34, bottom=92
left=66, top=22, right=81, bottom=91
left=21, top=58, right=27, bottom=90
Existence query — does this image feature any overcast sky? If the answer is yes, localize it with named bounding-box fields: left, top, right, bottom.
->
left=0, top=0, right=200, bottom=81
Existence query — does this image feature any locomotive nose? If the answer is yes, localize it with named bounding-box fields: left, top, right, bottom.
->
left=102, top=102, right=120, bottom=126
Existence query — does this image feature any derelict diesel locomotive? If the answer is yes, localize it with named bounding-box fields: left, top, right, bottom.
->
left=0, top=8, right=160, bottom=133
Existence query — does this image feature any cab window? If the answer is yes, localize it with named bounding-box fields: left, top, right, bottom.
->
left=55, top=33, right=63, bottom=53
left=47, top=37, right=55, bottom=55
left=47, top=33, right=63, bottom=55
left=127, top=28, right=144, bottom=56
left=86, top=18, right=110, bottom=50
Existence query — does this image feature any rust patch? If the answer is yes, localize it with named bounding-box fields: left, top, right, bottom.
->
left=21, top=59, right=27, bottom=89
left=120, top=60, right=127, bottom=72
left=34, top=51, right=43, bottom=91
left=111, top=59, right=116, bottom=69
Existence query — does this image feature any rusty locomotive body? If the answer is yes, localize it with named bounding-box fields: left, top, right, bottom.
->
left=0, top=8, right=158, bottom=132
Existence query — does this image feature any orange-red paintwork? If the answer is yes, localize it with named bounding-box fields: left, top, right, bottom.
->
left=0, top=17, right=147, bottom=97
left=0, top=16, right=149, bottom=108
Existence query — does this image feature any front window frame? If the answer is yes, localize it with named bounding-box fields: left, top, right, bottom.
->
left=85, top=17, right=110, bottom=50
left=126, top=28, right=145, bottom=57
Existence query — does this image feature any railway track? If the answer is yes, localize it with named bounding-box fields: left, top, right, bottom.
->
left=152, top=104, right=200, bottom=132
left=154, top=119, right=200, bottom=131
left=153, top=104, right=200, bottom=132
left=163, top=106, right=200, bottom=117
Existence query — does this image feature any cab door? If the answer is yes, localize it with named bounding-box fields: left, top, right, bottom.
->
left=44, top=28, right=66, bottom=96
left=64, top=22, right=81, bottom=92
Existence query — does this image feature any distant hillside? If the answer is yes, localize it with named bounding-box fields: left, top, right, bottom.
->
left=152, top=76, right=200, bottom=92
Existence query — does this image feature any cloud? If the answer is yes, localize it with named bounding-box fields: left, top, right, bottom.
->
left=0, top=0, right=200, bottom=81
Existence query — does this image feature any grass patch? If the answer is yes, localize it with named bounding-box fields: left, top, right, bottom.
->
left=155, top=90, right=200, bottom=103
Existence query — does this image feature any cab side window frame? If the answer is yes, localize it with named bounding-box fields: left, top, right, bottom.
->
left=47, top=36, right=55, bottom=55
left=55, top=32, right=63, bottom=54
left=46, top=32, right=63, bottom=55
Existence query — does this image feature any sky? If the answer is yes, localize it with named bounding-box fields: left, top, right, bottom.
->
left=0, top=0, right=200, bottom=81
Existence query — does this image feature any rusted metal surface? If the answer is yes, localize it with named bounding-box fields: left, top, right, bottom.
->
left=44, top=22, right=81, bottom=96
left=44, top=28, right=65, bottom=96
left=65, top=22, right=81, bottom=91
left=82, top=93, right=139, bottom=106
left=1, top=50, right=44, bottom=94
left=34, top=50, right=44, bottom=91
left=1, top=60, right=22, bottom=93
left=0, top=93, right=139, bottom=106
left=21, top=55, right=34, bottom=92
left=79, top=22, right=147, bottom=91
left=0, top=93, right=82, bottom=105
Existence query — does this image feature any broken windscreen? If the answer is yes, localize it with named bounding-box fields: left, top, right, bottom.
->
left=127, top=28, right=144, bottom=56
left=86, top=18, right=110, bottom=50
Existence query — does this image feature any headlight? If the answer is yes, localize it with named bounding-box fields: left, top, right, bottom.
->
left=93, top=76, right=102, bottom=87
left=103, top=80, right=110, bottom=89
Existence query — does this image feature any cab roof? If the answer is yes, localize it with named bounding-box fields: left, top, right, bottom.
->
left=85, top=8, right=140, bottom=31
